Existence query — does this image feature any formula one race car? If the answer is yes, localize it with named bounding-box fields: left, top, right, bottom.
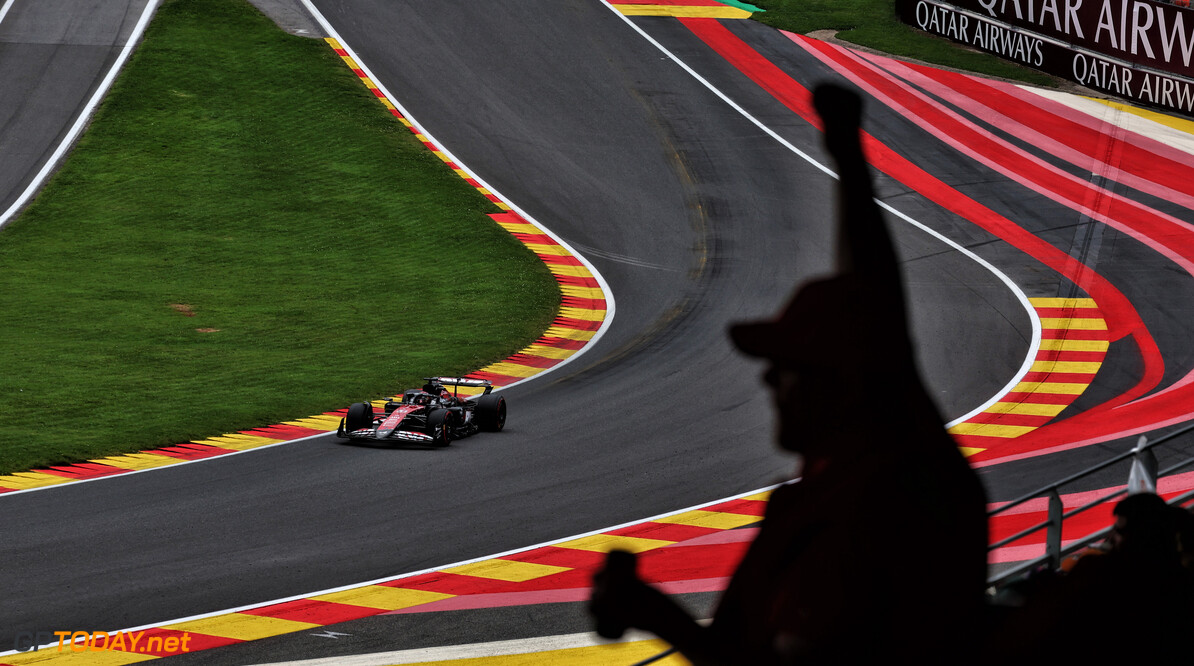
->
left=336, top=377, right=507, bottom=446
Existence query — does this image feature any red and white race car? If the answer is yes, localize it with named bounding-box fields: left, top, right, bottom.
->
left=337, top=377, right=506, bottom=446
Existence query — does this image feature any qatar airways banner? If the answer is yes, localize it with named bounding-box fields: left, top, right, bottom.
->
left=896, top=0, right=1194, bottom=114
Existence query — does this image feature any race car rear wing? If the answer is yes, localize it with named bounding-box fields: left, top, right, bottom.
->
left=424, top=377, right=494, bottom=394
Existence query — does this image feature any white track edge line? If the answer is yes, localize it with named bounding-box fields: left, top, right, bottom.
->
left=56, top=5, right=1050, bottom=655
left=299, top=0, right=615, bottom=396
left=0, top=484, right=778, bottom=655
left=1020, top=85, right=1194, bottom=157
left=0, top=8, right=1033, bottom=655
left=0, top=4, right=1029, bottom=653
left=49, top=6, right=1038, bottom=647
left=0, top=0, right=617, bottom=499
left=252, top=631, right=668, bottom=666
left=600, top=4, right=1039, bottom=428
left=0, top=0, right=162, bottom=230
left=0, top=0, right=18, bottom=26
left=0, top=431, right=330, bottom=499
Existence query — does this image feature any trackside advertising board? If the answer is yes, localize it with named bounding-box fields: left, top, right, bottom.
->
left=896, top=0, right=1194, bottom=115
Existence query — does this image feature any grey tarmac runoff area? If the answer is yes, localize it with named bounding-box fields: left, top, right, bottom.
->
left=2, top=0, right=1193, bottom=663
left=0, top=0, right=155, bottom=223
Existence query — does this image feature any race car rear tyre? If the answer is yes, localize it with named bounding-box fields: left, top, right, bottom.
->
left=475, top=394, right=506, bottom=432
left=345, top=402, right=373, bottom=432
left=427, top=408, right=452, bottom=447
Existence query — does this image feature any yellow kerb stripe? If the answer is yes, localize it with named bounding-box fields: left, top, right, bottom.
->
left=525, top=243, right=571, bottom=256
left=282, top=414, right=343, bottom=430
left=310, top=585, right=453, bottom=610
left=196, top=433, right=284, bottom=450
left=520, top=344, right=578, bottom=360
left=478, top=362, right=543, bottom=378
left=440, top=559, right=571, bottom=582
left=1029, top=297, right=1097, bottom=308
left=1088, top=97, right=1194, bottom=134
left=548, top=264, right=596, bottom=278
left=654, top=510, right=761, bottom=530
left=554, top=534, right=674, bottom=553
left=163, top=613, right=319, bottom=641
left=1011, top=381, right=1089, bottom=395
left=948, top=423, right=1038, bottom=438
left=558, top=306, right=605, bottom=322
left=614, top=5, right=753, bottom=18
left=2, top=648, right=157, bottom=664
left=1030, top=360, right=1102, bottom=374
left=89, top=453, right=179, bottom=470
left=1039, top=318, right=1107, bottom=330
left=561, top=285, right=606, bottom=299
left=0, top=471, right=75, bottom=490
left=986, top=402, right=1068, bottom=417
left=543, top=325, right=596, bottom=341
left=1038, top=339, right=1110, bottom=352
left=494, top=221, right=540, bottom=234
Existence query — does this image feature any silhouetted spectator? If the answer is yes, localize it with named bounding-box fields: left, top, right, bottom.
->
left=1106, top=491, right=1178, bottom=556
left=988, top=492, right=1194, bottom=663
left=1174, top=503, right=1194, bottom=571
left=590, top=84, right=989, bottom=665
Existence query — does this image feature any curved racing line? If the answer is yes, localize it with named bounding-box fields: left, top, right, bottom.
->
left=0, top=8, right=615, bottom=498
left=693, top=20, right=1194, bottom=465
left=4, top=3, right=1194, bottom=663
left=321, top=38, right=613, bottom=394
left=0, top=0, right=162, bottom=231
left=0, top=490, right=774, bottom=661
left=948, top=298, right=1109, bottom=457
left=660, top=13, right=1194, bottom=579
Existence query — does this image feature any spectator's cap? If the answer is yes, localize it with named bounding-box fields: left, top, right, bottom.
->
left=729, top=273, right=908, bottom=366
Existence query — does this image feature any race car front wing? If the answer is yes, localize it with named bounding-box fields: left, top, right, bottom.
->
left=340, top=428, right=435, bottom=443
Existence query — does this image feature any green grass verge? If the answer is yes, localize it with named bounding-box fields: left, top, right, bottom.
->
left=750, top=0, right=1058, bottom=87
left=0, top=0, right=560, bottom=475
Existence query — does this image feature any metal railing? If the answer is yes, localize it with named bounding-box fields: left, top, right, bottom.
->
left=986, top=422, right=1194, bottom=587
left=623, top=424, right=1194, bottom=663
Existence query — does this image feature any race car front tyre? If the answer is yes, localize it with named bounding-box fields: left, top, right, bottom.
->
left=345, top=402, right=374, bottom=433
left=475, top=394, right=506, bottom=432
left=427, top=408, right=452, bottom=447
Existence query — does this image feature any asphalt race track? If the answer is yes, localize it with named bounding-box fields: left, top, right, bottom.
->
left=0, top=0, right=155, bottom=225
left=3, top=0, right=1193, bottom=661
